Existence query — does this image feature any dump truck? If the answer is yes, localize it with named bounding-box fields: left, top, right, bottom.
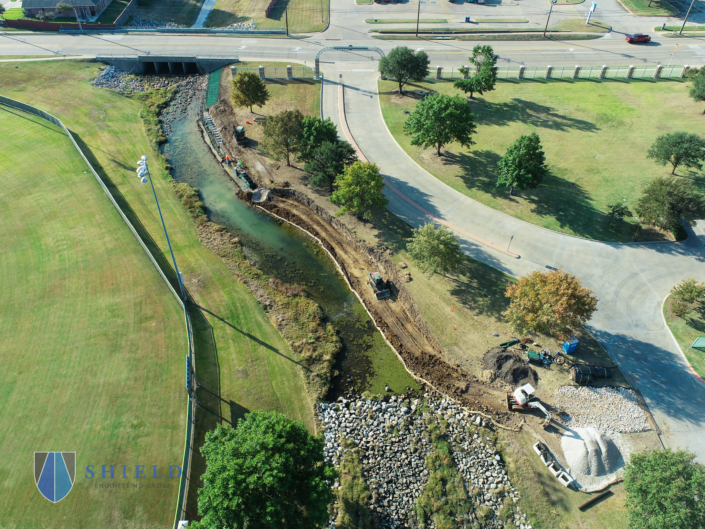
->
left=368, top=271, right=390, bottom=300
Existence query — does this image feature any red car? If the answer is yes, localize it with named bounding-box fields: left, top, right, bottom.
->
left=626, top=33, right=651, bottom=43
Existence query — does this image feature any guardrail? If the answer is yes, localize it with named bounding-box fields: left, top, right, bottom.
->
left=437, top=64, right=689, bottom=80
left=0, top=96, right=196, bottom=529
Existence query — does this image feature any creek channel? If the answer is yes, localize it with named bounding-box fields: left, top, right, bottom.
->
left=163, top=95, right=418, bottom=400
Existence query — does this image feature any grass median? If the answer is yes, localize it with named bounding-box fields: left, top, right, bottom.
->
left=205, top=0, right=328, bottom=32
left=0, top=105, right=185, bottom=527
left=135, top=0, right=202, bottom=26
left=0, top=60, right=315, bottom=525
left=619, top=0, right=679, bottom=16
left=378, top=78, right=705, bottom=242
left=366, top=18, right=448, bottom=23
left=663, top=296, right=705, bottom=380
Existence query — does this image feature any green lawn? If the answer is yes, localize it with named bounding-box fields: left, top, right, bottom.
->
left=134, top=0, right=201, bottom=26
left=619, top=0, right=679, bottom=16
left=379, top=78, right=705, bottom=242
left=205, top=0, right=328, bottom=32
left=657, top=25, right=705, bottom=31
left=475, top=18, right=529, bottom=23
left=663, top=296, right=705, bottom=380
left=371, top=20, right=607, bottom=33
left=2, top=7, right=26, bottom=19
left=550, top=18, right=610, bottom=33
left=0, top=106, right=185, bottom=527
left=95, top=0, right=130, bottom=23
left=0, top=60, right=315, bottom=524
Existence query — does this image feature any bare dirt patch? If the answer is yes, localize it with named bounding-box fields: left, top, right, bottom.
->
left=483, top=347, right=538, bottom=387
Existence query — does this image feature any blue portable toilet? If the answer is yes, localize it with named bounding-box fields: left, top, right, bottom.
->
left=465, top=16, right=471, bottom=22
left=562, top=337, right=579, bottom=354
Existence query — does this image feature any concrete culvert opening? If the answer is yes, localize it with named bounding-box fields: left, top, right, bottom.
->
left=483, top=346, right=538, bottom=387
left=561, top=427, right=624, bottom=477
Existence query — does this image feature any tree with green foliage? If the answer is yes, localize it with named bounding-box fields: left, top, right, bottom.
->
left=607, top=203, right=632, bottom=231
left=624, top=449, right=705, bottom=529
left=0, top=4, right=7, bottom=18
left=330, top=161, right=388, bottom=221
left=261, top=109, right=304, bottom=166
left=496, top=133, right=548, bottom=196
left=298, top=116, right=339, bottom=163
left=689, top=68, right=705, bottom=113
left=305, top=140, right=357, bottom=192
left=379, top=46, right=430, bottom=95
left=454, top=45, right=498, bottom=99
left=403, top=93, right=477, bottom=156
left=192, top=411, right=336, bottom=529
left=54, top=2, right=73, bottom=15
left=505, top=269, right=598, bottom=340
left=647, top=132, right=705, bottom=175
left=231, top=71, right=270, bottom=113
left=635, top=176, right=705, bottom=234
left=671, top=278, right=705, bottom=304
left=406, top=223, right=464, bottom=276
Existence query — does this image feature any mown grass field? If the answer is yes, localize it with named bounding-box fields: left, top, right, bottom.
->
left=0, top=106, right=185, bottom=527
left=205, top=0, right=328, bottom=32
left=95, top=0, right=130, bottom=23
left=379, top=78, right=705, bottom=242
left=0, top=60, right=315, bottom=525
left=663, top=296, right=705, bottom=380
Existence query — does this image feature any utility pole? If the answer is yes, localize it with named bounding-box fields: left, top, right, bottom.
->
left=285, top=4, right=289, bottom=36
left=679, top=0, right=696, bottom=35
left=70, top=0, right=83, bottom=34
left=416, top=0, right=421, bottom=37
left=543, top=0, right=556, bottom=37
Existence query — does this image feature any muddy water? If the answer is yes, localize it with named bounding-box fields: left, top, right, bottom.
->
left=163, top=98, right=417, bottom=399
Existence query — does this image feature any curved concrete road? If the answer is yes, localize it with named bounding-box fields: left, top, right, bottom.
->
left=321, top=68, right=705, bottom=462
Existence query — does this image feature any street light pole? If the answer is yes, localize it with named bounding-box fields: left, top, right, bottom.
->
left=136, top=156, right=186, bottom=301
left=667, top=44, right=678, bottom=67
left=679, top=0, right=696, bottom=35
left=543, top=0, right=557, bottom=37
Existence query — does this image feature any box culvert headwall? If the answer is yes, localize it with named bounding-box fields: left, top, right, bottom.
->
left=95, top=56, right=239, bottom=75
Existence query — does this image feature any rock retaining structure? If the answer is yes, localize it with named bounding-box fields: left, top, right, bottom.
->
left=91, top=65, right=200, bottom=94
left=321, top=395, right=532, bottom=529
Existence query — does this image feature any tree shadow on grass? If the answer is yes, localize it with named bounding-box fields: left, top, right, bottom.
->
left=441, top=151, right=618, bottom=240
left=447, top=257, right=513, bottom=318
left=473, top=98, right=600, bottom=132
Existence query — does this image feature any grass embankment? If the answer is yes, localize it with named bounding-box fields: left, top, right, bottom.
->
left=619, top=0, right=679, bottom=15
left=663, top=296, right=705, bottom=380
left=134, top=0, right=201, bottom=26
left=0, top=107, right=185, bottom=526
left=205, top=0, right=328, bottom=32
left=95, top=0, right=130, bottom=23
left=366, top=18, right=448, bottom=23
left=657, top=25, right=705, bottom=31
left=379, top=78, right=705, bottom=242
left=501, top=429, right=629, bottom=529
left=475, top=18, right=528, bottom=23
left=0, top=59, right=315, bottom=520
left=2, top=7, right=25, bottom=19
left=549, top=18, right=610, bottom=33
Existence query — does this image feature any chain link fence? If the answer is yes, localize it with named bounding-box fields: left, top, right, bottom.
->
left=440, top=64, right=686, bottom=80
left=233, top=65, right=316, bottom=80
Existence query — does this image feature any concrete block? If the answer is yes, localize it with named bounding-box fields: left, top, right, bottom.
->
left=258, top=65, right=265, bottom=80
left=287, top=65, right=293, bottom=79
left=681, top=65, right=690, bottom=78
left=600, top=65, right=607, bottom=79
left=627, top=65, right=635, bottom=79
left=518, top=65, right=525, bottom=79
left=436, top=66, right=443, bottom=79
left=654, top=65, right=663, bottom=79
left=573, top=65, right=580, bottom=79
left=546, top=65, right=553, bottom=79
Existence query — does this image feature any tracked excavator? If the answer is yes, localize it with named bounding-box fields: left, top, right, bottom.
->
left=507, top=383, right=553, bottom=428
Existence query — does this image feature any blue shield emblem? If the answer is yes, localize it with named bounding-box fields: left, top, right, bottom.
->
left=34, top=452, right=76, bottom=503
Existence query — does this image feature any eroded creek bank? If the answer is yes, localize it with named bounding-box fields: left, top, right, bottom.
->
left=163, top=92, right=417, bottom=400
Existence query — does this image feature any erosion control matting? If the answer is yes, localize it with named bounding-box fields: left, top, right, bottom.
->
left=484, top=347, right=538, bottom=387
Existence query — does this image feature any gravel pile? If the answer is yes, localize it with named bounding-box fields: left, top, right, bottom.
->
left=320, top=395, right=532, bottom=529
left=160, top=75, right=207, bottom=134
left=91, top=66, right=200, bottom=94
left=561, top=427, right=624, bottom=477
left=127, top=16, right=185, bottom=28
left=556, top=386, right=651, bottom=433
left=224, top=20, right=256, bottom=30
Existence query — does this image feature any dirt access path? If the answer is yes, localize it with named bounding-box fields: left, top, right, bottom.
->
left=250, top=193, right=519, bottom=425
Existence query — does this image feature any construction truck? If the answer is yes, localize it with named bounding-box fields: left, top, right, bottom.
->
left=368, top=271, right=391, bottom=300
left=507, top=383, right=553, bottom=428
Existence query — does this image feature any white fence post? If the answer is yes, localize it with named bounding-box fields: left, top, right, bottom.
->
left=600, top=65, right=607, bottom=79
left=627, top=65, right=635, bottom=79
left=681, top=65, right=690, bottom=78
left=573, top=65, right=580, bottom=79
left=518, top=65, right=525, bottom=79
left=546, top=65, right=553, bottom=79
left=653, top=64, right=663, bottom=79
